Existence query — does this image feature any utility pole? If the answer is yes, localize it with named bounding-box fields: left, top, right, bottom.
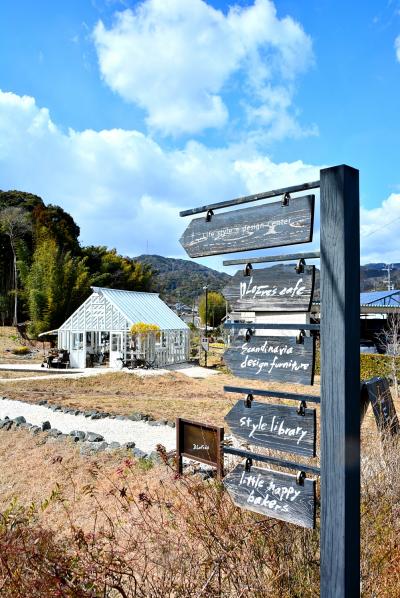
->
left=383, top=264, right=393, bottom=291
left=203, top=285, right=208, bottom=368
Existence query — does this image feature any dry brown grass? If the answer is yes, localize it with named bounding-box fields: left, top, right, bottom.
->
left=0, top=325, right=46, bottom=364
left=3, top=370, right=320, bottom=426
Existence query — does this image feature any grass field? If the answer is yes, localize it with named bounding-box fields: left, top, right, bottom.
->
left=0, top=326, right=399, bottom=595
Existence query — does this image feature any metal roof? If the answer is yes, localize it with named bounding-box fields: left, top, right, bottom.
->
left=360, top=290, right=400, bottom=307
left=93, top=287, right=189, bottom=330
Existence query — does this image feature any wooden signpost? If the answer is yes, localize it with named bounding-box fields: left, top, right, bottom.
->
left=180, top=164, right=361, bottom=597
left=180, top=195, right=315, bottom=257
left=222, top=265, right=315, bottom=312
left=223, top=334, right=315, bottom=385
left=225, top=400, right=316, bottom=457
left=176, top=418, right=224, bottom=479
left=223, top=463, right=316, bottom=528
left=363, top=377, right=400, bottom=435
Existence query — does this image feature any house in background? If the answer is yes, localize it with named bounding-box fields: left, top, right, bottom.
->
left=57, top=287, right=189, bottom=368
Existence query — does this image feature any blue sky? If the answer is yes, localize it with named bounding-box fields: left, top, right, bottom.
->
left=0, top=0, right=400, bottom=270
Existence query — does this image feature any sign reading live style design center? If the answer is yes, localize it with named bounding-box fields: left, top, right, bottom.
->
left=180, top=195, right=315, bottom=258
left=224, top=464, right=316, bottom=528
left=225, top=401, right=316, bottom=457
left=224, top=335, right=315, bottom=385
left=222, top=265, right=315, bottom=312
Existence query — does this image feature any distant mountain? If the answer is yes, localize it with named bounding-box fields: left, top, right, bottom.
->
left=134, top=256, right=399, bottom=306
left=360, top=263, right=400, bottom=292
left=134, top=255, right=231, bottom=305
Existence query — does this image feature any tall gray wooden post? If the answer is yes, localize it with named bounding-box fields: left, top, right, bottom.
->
left=320, top=165, right=360, bottom=597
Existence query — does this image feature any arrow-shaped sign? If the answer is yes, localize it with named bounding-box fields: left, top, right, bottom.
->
left=180, top=195, right=315, bottom=258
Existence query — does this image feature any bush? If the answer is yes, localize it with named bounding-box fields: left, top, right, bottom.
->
left=12, top=346, right=30, bottom=355
left=314, top=346, right=399, bottom=381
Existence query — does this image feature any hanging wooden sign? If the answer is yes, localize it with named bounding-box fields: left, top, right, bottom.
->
left=180, top=195, right=315, bottom=258
left=222, top=265, right=315, bottom=312
left=176, top=418, right=224, bottom=478
left=225, top=400, right=316, bottom=457
left=224, top=334, right=315, bottom=385
left=363, top=377, right=400, bottom=436
left=224, top=463, right=316, bottom=528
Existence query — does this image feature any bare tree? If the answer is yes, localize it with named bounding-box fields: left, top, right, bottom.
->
left=0, top=207, right=31, bottom=325
left=378, top=312, right=400, bottom=399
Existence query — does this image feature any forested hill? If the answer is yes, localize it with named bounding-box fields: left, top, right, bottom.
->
left=0, top=190, right=152, bottom=335
left=134, top=254, right=231, bottom=305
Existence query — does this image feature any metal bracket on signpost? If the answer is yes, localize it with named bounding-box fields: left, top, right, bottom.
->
left=245, top=328, right=254, bottom=342
left=297, top=400, right=307, bottom=416
left=282, top=192, right=291, bottom=206
left=296, top=471, right=306, bottom=486
left=296, top=330, right=305, bottom=344
left=295, top=258, right=306, bottom=274
left=206, top=209, right=214, bottom=222
left=244, top=393, right=254, bottom=408
left=244, top=263, right=253, bottom=276
left=245, top=457, right=253, bottom=472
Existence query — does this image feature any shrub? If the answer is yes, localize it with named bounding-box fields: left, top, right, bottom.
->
left=130, top=322, right=160, bottom=336
left=12, top=346, right=30, bottom=355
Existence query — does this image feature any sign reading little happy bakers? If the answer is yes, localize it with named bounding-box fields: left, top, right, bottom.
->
left=222, top=265, right=315, bottom=313
left=180, top=195, right=315, bottom=258
left=224, top=334, right=315, bottom=386
left=224, top=463, right=316, bottom=528
left=225, top=400, right=316, bottom=457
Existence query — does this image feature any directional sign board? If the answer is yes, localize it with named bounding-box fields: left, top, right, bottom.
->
left=180, top=195, right=315, bottom=258
left=224, top=463, right=316, bottom=528
left=225, top=400, right=316, bottom=457
left=224, top=335, right=315, bottom=385
left=222, top=265, right=315, bottom=312
left=364, top=377, right=400, bottom=436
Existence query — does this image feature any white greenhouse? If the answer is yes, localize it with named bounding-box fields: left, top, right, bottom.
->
left=57, top=287, right=190, bottom=369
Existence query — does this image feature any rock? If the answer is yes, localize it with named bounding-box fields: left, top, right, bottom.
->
left=123, top=441, right=136, bottom=449
left=84, top=412, right=92, bottom=418
left=38, top=400, right=48, bottom=406
left=167, top=421, right=176, bottom=428
left=80, top=441, right=108, bottom=455
left=19, top=422, right=31, bottom=429
left=74, top=410, right=81, bottom=416
left=4, top=416, right=9, bottom=420
left=128, top=413, right=143, bottom=421
left=30, top=426, right=41, bottom=435
left=2, top=421, right=13, bottom=431
left=115, top=415, right=126, bottom=421
left=90, top=413, right=103, bottom=420
left=47, top=429, right=62, bottom=437
left=148, top=420, right=167, bottom=427
left=106, top=442, right=121, bottom=450
left=85, top=432, right=104, bottom=442
left=13, top=416, right=26, bottom=426
left=70, top=430, right=85, bottom=440
left=131, top=448, right=147, bottom=459
left=149, top=450, right=163, bottom=463
left=41, top=421, right=51, bottom=431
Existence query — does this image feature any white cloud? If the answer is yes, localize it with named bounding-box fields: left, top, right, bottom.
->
left=93, top=0, right=314, bottom=137
left=1, top=89, right=398, bottom=269
left=396, top=35, right=400, bottom=62
left=361, top=194, right=400, bottom=263
left=0, top=89, right=320, bottom=263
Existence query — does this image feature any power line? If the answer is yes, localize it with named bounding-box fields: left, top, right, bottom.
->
left=361, top=214, right=400, bottom=239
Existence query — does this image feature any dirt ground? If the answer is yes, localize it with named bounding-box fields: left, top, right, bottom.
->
left=2, top=370, right=321, bottom=426
left=0, top=325, right=47, bottom=364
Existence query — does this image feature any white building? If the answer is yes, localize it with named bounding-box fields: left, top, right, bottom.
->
left=57, top=287, right=190, bottom=369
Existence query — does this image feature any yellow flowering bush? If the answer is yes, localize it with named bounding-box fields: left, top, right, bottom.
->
left=130, top=322, right=160, bottom=336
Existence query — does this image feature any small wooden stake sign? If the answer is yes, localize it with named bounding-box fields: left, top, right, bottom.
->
left=180, top=195, right=315, bottom=257
left=224, top=334, right=315, bottom=385
left=363, top=377, right=400, bottom=436
left=224, top=463, right=316, bottom=529
left=222, top=265, right=315, bottom=313
left=176, top=418, right=224, bottom=478
left=225, top=400, right=316, bottom=457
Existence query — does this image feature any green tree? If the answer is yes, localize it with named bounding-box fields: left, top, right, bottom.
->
left=26, top=237, right=90, bottom=336
left=198, top=291, right=226, bottom=328
left=0, top=207, right=31, bottom=325
left=82, top=246, right=152, bottom=291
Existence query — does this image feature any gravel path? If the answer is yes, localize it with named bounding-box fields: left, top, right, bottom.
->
left=0, top=398, right=176, bottom=453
